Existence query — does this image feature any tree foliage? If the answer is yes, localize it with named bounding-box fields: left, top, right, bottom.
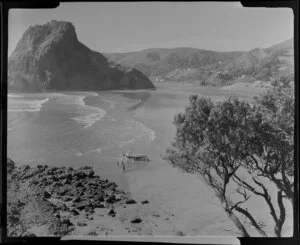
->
left=165, top=74, right=294, bottom=237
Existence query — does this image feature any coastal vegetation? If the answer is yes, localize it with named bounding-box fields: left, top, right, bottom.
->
left=165, top=73, right=294, bottom=237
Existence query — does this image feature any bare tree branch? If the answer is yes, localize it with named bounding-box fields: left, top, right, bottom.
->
left=274, top=191, right=286, bottom=237
left=234, top=206, right=268, bottom=237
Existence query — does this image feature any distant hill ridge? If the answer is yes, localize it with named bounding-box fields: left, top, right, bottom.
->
left=104, top=38, right=294, bottom=85
left=8, top=20, right=155, bottom=92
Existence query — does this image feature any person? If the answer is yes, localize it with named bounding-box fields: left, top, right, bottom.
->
left=118, top=153, right=126, bottom=173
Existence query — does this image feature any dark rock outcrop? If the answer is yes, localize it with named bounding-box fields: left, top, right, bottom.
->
left=125, top=199, right=136, bottom=204
left=131, top=218, right=142, bottom=223
left=43, top=191, right=51, bottom=199
left=107, top=208, right=116, bottom=217
left=8, top=20, right=155, bottom=92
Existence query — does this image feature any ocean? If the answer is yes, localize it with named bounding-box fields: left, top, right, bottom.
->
left=7, top=84, right=262, bottom=191
left=8, top=91, right=157, bottom=191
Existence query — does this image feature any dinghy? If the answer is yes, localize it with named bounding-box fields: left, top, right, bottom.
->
left=125, top=153, right=150, bottom=162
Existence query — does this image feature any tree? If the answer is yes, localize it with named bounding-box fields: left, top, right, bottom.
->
left=165, top=74, right=294, bottom=237
left=252, top=73, right=294, bottom=204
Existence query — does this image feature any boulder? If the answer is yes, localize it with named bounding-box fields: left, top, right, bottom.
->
left=107, top=208, right=116, bottom=217
left=62, top=218, right=73, bottom=226
left=94, top=190, right=104, bottom=197
left=84, top=206, right=93, bottom=212
left=141, top=200, right=149, bottom=204
left=125, top=199, right=136, bottom=204
left=21, top=172, right=35, bottom=180
left=87, top=180, right=97, bottom=186
left=74, top=181, right=83, bottom=188
left=58, top=186, right=70, bottom=196
left=61, top=179, right=71, bottom=185
left=131, top=218, right=142, bottom=224
left=75, top=200, right=91, bottom=211
left=56, top=202, right=68, bottom=211
left=87, top=170, right=94, bottom=177
left=43, top=191, right=51, bottom=199
left=106, top=195, right=117, bottom=204
left=66, top=173, right=73, bottom=180
left=41, top=176, right=47, bottom=182
left=72, top=197, right=81, bottom=203
left=19, top=165, right=30, bottom=172
left=74, top=171, right=86, bottom=179
left=31, top=180, right=39, bottom=185
left=22, top=232, right=37, bottom=237
left=37, top=182, right=45, bottom=187
left=79, top=166, right=93, bottom=170
left=82, top=193, right=94, bottom=200
left=76, top=221, right=87, bottom=227
left=57, top=173, right=67, bottom=180
left=94, top=203, right=105, bottom=208
left=61, top=196, right=72, bottom=202
left=68, top=188, right=78, bottom=197
left=52, top=175, right=59, bottom=181
left=7, top=158, right=16, bottom=174
left=16, top=200, right=26, bottom=208
left=71, top=209, right=80, bottom=216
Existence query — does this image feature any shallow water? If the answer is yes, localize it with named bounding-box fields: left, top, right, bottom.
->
left=6, top=85, right=262, bottom=193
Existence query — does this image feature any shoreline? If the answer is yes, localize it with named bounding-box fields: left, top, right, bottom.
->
left=124, top=155, right=238, bottom=236
left=7, top=159, right=189, bottom=237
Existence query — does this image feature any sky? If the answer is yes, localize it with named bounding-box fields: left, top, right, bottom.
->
left=8, top=2, right=293, bottom=55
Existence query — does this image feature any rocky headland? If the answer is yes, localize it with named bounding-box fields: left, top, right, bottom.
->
left=7, top=158, right=182, bottom=237
left=8, top=20, right=155, bottom=92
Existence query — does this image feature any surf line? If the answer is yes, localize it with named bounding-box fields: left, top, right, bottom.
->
left=8, top=97, right=50, bottom=112
left=72, top=93, right=107, bottom=129
left=117, top=120, right=156, bottom=148
left=129, top=120, right=156, bottom=142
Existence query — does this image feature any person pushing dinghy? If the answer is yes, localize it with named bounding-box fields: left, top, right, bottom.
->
left=117, top=153, right=127, bottom=173
left=117, top=151, right=150, bottom=173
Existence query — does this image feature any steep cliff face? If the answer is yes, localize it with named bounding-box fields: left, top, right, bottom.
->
left=8, top=20, right=155, bottom=92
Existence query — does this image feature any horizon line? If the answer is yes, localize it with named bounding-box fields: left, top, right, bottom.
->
left=98, top=36, right=293, bottom=55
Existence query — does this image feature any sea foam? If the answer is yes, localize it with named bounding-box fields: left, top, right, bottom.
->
left=131, top=120, right=156, bottom=141
left=119, top=139, right=136, bottom=148
left=101, top=98, right=115, bottom=109
left=120, top=120, right=156, bottom=147
left=8, top=97, right=50, bottom=112
left=71, top=93, right=107, bottom=129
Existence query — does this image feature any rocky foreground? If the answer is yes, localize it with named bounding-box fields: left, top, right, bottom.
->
left=7, top=158, right=182, bottom=237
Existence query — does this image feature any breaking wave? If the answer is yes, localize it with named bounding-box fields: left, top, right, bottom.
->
left=8, top=97, right=50, bottom=112
left=70, top=94, right=107, bottom=129
left=130, top=120, right=156, bottom=141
